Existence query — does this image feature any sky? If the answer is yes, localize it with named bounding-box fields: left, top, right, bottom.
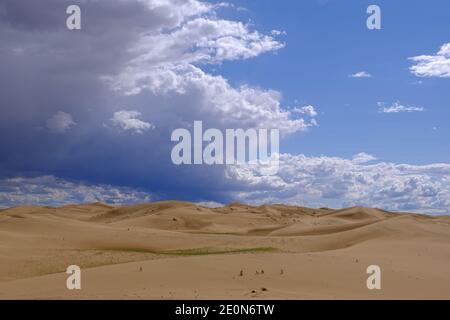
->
left=0, top=0, right=449, bottom=214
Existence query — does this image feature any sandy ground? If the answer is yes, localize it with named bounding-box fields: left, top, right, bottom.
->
left=0, top=201, right=449, bottom=299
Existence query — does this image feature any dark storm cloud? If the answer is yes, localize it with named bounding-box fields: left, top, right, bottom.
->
left=0, top=0, right=173, bottom=31
left=0, top=0, right=67, bottom=30
left=0, top=0, right=241, bottom=202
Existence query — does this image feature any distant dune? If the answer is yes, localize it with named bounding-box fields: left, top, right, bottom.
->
left=0, top=201, right=449, bottom=299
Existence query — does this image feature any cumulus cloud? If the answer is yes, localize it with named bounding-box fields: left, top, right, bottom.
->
left=409, top=43, right=450, bottom=78
left=350, top=71, right=372, bottom=78
left=379, top=102, right=424, bottom=113
left=101, top=8, right=298, bottom=133
left=135, top=17, right=284, bottom=65
left=3, top=154, right=449, bottom=214
left=226, top=154, right=450, bottom=215
left=110, top=110, right=154, bottom=133
left=109, top=64, right=313, bottom=135
left=105, top=16, right=284, bottom=95
left=0, top=175, right=152, bottom=208
left=46, top=111, right=76, bottom=133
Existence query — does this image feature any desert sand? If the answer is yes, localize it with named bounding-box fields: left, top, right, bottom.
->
left=0, top=201, right=449, bottom=299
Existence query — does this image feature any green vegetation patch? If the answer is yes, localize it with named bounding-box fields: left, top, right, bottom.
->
left=158, top=247, right=276, bottom=256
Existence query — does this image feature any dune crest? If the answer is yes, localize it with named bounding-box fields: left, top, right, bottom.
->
left=0, top=201, right=449, bottom=299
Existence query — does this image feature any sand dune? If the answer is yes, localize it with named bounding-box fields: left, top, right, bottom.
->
left=0, top=201, right=449, bottom=299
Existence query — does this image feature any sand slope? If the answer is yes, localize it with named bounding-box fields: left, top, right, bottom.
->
left=0, top=201, right=449, bottom=299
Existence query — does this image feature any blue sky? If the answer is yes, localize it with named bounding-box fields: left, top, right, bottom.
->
left=0, top=0, right=449, bottom=213
left=214, top=0, right=450, bottom=164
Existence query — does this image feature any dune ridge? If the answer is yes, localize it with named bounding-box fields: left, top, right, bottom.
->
left=0, top=201, right=449, bottom=299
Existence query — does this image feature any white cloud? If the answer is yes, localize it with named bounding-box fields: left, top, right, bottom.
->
left=141, top=0, right=212, bottom=27
left=271, top=29, right=287, bottom=36
left=195, top=200, right=224, bottom=208
left=0, top=175, right=152, bottom=207
left=352, top=152, right=377, bottom=164
left=350, top=71, right=372, bottom=78
left=293, top=105, right=318, bottom=117
left=110, top=110, right=154, bottom=133
left=379, top=102, right=424, bottom=113
left=46, top=111, right=76, bottom=133
left=226, top=153, right=450, bottom=215
left=409, top=43, right=450, bottom=78
left=111, top=17, right=284, bottom=74
left=101, top=3, right=310, bottom=136
left=110, top=64, right=313, bottom=135
left=3, top=155, right=450, bottom=214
